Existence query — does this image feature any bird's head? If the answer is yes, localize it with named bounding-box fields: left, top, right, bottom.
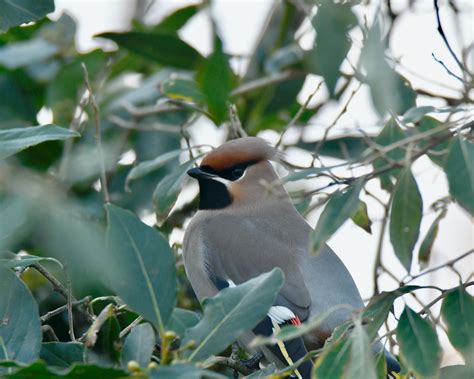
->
left=188, top=137, right=284, bottom=210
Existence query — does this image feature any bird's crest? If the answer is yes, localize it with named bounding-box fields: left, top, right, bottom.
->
left=201, top=137, right=277, bottom=171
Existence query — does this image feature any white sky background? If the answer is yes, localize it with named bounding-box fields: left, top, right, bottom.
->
left=52, top=0, right=473, bottom=366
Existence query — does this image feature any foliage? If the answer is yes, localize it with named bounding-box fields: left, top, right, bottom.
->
left=0, top=1, right=473, bottom=378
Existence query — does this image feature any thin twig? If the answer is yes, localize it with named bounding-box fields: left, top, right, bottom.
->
left=432, top=53, right=465, bottom=83
left=82, top=63, right=110, bottom=204
left=404, top=249, right=473, bottom=284
left=231, top=70, right=306, bottom=97
left=314, top=83, right=362, bottom=156
left=119, top=315, right=144, bottom=339
left=108, top=115, right=182, bottom=133
left=373, top=199, right=390, bottom=296
left=64, top=267, right=75, bottom=341
left=32, top=263, right=69, bottom=299
left=40, top=297, right=91, bottom=323
left=433, top=0, right=468, bottom=77
left=276, top=80, right=324, bottom=148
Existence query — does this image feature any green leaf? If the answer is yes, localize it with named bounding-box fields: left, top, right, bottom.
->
left=121, top=323, right=155, bottom=368
left=152, top=159, right=197, bottom=226
left=351, top=200, right=372, bottom=234
left=0, top=265, right=41, bottom=363
left=0, top=361, right=130, bottom=378
left=0, top=254, right=63, bottom=270
left=182, top=269, right=284, bottom=362
left=445, top=137, right=474, bottom=216
left=150, top=364, right=225, bottom=379
left=40, top=342, right=84, bottom=368
left=197, top=36, right=235, bottom=124
left=346, top=319, right=377, bottom=379
left=97, top=31, right=204, bottom=70
left=375, top=349, right=387, bottom=379
left=310, top=180, right=365, bottom=254
left=307, top=2, right=357, bottom=96
left=0, top=125, right=79, bottom=160
left=0, top=38, right=58, bottom=69
left=313, top=336, right=351, bottom=379
left=439, top=365, right=474, bottom=379
left=361, top=22, right=416, bottom=115
left=160, top=76, right=206, bottom=104
left=441, top=287, right=474, bottom=361
left=389, top=168, right=423, bottom=271
left=125, top=149, right=182, bottom=190
left=416, top=116, right=451, bottom=167
left=397, top=307, right=441, bottom=377
left=362, top=285, right=422, bottom=339
left=166, top=308, right=200, bottom=338
left=155, top=5, right=201, bottom=32
left=105, top=204, right=177, bottom=332
left=0, top=0, right=55, bottom=32
left=418, top=209, right=446, bottom=268
left=373, top=118, right=406, bottom=191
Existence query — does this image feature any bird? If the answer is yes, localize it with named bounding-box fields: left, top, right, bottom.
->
left=182, top=136, right=400, bottom=378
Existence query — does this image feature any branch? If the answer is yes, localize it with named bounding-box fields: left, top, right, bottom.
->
left=432, top=53, right=465, bottom=83
left=108, top=115, right=182, bottom=133
left=32, top=263, right=69, bottom=299
left=119, top=315, right=144, bottom=339
left=40, top=297, right=91, bottom=323
left=404, top=249, right=473, bottom=284
left=230, top=70, right=306, bottom=97
left=433, top=0, right=469, bottom=77
left=82, top=63, right=110, bottom=204
left=276, top=80, right=324, bottom=148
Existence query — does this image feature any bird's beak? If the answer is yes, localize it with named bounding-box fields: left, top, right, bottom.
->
left=187, top=167, right=215, bottom=180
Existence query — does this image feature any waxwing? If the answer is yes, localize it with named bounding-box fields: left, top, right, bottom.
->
left=182, top=137, right=400, bottom=378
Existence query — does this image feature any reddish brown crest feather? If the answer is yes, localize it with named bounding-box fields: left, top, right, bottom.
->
left=201, top=137, right=275, bottom=171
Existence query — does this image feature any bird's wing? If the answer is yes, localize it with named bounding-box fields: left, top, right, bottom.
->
left=201, top=213, right=312, bottom=320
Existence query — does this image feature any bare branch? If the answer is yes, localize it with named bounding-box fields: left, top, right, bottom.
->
left=433, top=0, right=469, bottom=77
left=82, top=63, right=110, bottom=204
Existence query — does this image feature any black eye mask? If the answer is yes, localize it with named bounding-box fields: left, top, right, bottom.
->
left=201, top=160, right=257, bottom=182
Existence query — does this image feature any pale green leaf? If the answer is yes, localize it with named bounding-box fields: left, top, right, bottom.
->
left=0, top=265, right=41, bottom=363
left=308, top=2, right=357, bottom=96
left=182, top=269, right=284, bottom=362
left=396, top=306, right=441, bottom=378
left=152, top=159, right=197, bottom=226
left=0, top=0, right=54, bottom=32
left=441, top=287, right=474, bottom=362
left=445, top=137, right=474, bottom=215
left=121, top=323, right=155, bottom=368
left=125, top=149, right=182, bottom=190
left=0, top=125, right=79, bottom=160
left=351, top=200, right=372, bottom=234
left=346, top=319, right=377, bottom=379
left=105, top=204, right=176, bottom=332
left=389, top=168, right=423, bottom=271
left=310, top=180, right=365, bottom=254
left=418, top=209, right=446, bottom=268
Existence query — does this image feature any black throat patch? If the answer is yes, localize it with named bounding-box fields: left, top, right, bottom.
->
left=197, top=179, right=232, bottom=210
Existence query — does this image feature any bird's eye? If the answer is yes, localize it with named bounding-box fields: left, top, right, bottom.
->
left=232, top=167, right=244, bottom=179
